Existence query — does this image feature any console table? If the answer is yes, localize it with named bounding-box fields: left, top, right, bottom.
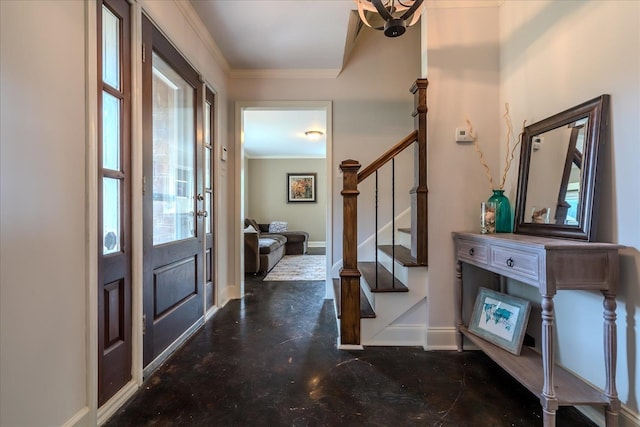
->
left=452, top=232, right=621, bottom=427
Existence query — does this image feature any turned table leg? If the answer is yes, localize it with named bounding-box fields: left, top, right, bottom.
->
left=455, top=260, right=463, bottom=351
left=541, top=294, right=558, bottom=427
left=603, top=291, right=620, bottom=427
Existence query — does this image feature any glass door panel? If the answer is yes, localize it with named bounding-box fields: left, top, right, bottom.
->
left=152, top=52, right=195, bottom=245
left=103, top=178, right=121, bottom=254
left=204, top=100, right=212, bottom=234
left=102, top=92, right=121, bottom=170
left=102, top=6, right=120, bottom=89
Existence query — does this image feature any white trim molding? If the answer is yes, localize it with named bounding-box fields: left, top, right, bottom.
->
left=171, top=0, right=230, bottom=73
left=97, top=381, right=138, bottom=426
left=84, top=0, right=100, bottom=423
left=62, top=406, right=90, bottom=427
left=425, top=327, right=458, bottom=350
left=142, top=318, right=204, bottom=378
left=230, top=68, right=341, bottom=80
left=337, top=340, right=364, bottom=351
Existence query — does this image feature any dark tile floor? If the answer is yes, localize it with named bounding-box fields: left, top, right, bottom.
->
left=106, top=272, right=595, bottom=426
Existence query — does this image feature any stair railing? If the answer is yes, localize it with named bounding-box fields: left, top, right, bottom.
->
left=339, top=78, right=428, bottom=346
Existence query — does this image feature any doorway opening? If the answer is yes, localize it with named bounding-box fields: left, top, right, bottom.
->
left=236, top=101, right=332, bottom=297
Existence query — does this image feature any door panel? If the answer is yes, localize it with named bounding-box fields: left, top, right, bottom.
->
left=142, top=15, right=204, bottom=367
left=153, top=257, right=197, bottom=317
left=205, top=248, right=213, bottom=309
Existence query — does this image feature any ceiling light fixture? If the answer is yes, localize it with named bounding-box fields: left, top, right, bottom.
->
left=304, top=130, right=324, bottom=141
left=354, top=0, right=424, bottom=38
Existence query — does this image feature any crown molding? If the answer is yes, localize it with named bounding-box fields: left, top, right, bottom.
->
left=246, top=155, right=327, bottom=160
left=230, top=68, right=341, bottom=80
left=172, top=0, right=230, bottom=73
left=425, top=0, right=503, bottom=8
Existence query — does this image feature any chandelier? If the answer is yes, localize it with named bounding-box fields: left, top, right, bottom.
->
left=354, top=0, right=424, bottom=38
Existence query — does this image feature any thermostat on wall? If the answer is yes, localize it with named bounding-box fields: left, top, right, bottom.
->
left=455, top=127, right=474, bottom=143
left=221, top=146, right=228, bottom=161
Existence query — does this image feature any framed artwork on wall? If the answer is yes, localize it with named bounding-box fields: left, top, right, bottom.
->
left=287, top=173, right=317, bottom=203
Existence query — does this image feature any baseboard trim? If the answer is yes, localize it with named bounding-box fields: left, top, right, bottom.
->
left=143, top=317, right=204, bottom=378
left=425, top=327, right=458, bottom=350
left=308, top=241, right=325, bottom=248
left=363, top=325, right=427, bottom=347
left=63, top=406, right=90, bottom=427
left=619, top=405, right=640, bottom=427
left=97, top=380, right=138, bottom=426
left=219, top=283, right=241, bottom=305
left=576, top=402, right=640, bottom=427
left=337, top=338, right=364, bottom=351
left=205, top=306, right=220, bottom=322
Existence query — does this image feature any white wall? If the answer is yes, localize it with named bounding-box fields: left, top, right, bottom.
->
left=424, top=5, right=502, bottom=346
left=0, top=1, right=88, bottom=425
left=230, top=25, right=421, bottom=265
left=500, top=0, right=640, bottom=420
left=247, top=158, right=327, bottom=242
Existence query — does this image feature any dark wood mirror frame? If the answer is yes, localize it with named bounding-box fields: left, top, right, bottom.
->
left=514, top=95, right=610, bottom=241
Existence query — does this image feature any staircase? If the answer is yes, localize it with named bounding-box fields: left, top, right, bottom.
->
left=335, top=79, right=429, bottom=348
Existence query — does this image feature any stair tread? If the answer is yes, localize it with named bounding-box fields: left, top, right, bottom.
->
left=358, top=262, right=408, bottom=293
left=397, top=227, right=411, bottom=234
left=378, top=245, right=422, bottom=267
left=332, top=278, right=376, bottom=319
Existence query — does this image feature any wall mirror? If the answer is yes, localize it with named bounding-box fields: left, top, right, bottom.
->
left=514, top=95, right=609, bottom=240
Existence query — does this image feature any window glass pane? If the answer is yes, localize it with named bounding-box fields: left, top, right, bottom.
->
left=205, top=192, right=211, bottom=234
left=103, top=178, right=121, bottom=254
left=152, top=52, right=195, bottom=245
left=102, top=6, right=120, bottom=89
left=205, top=147, right=211, bottom=188
left=103, top=91, right=120, bottom=170
left=204, top=101, right=211, bottom=145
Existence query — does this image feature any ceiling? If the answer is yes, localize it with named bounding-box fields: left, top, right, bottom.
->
left=189, top=0, right=356, bottom=72
left=242, top=109, right=327, bottom=159
left=190, top=1, right=357, bottom=158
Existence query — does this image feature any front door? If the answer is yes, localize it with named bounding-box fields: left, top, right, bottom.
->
left=142, top=16, right=204, bottom=367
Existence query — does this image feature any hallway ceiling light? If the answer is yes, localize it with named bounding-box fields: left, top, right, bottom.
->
left=354, top=0, right=424, bottom=38
left=305, top=130, right=324, bottom=141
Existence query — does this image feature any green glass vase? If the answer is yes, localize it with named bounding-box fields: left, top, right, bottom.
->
left=488, top=190, right=512, bottom=233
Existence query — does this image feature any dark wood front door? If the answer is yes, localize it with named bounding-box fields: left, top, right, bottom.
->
left=142, top=16, right=204, bottom=367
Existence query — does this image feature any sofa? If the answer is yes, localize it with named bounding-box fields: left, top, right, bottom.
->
left=244, top=219, right=309, bottom=274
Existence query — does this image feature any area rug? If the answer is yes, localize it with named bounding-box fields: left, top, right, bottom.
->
left=264, top=255, right=326, bottom=281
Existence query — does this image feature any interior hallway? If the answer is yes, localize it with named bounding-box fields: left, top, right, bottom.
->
left=106, top=273, right=595, bottom=426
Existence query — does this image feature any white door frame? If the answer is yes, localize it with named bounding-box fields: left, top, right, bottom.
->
left=234, top=101, right=333, bottom=298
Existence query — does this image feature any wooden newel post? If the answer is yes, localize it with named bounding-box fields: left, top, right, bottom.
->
left=410, top=78, right=429, bottom=265
left=340, top=159, right=362, bottom=346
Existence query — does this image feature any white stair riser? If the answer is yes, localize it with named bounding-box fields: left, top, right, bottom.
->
left=359, top=265, right=427, bottom=311
left=376, top=249, right=426, bottom=286
left=358, top=248, right=429, bottom=347
left=395, top=231, right=412, bottom=249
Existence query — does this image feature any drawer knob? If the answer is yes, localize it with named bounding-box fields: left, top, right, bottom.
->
left=506, top=257, right=514, bottom=267
left=468, top=248, right=475, bottom=256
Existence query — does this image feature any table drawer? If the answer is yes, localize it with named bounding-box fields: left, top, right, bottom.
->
left=490, top=245, right=541, bottom=282
left=457, top=239, right=488, bottom=266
